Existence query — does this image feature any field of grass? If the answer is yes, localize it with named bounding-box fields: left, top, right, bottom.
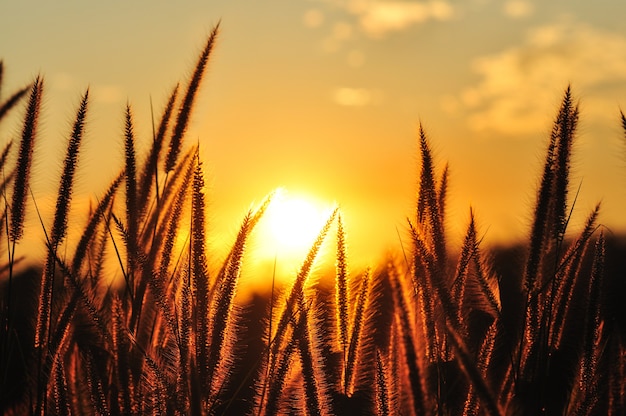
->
left=1, top=25, right=624, bottom=415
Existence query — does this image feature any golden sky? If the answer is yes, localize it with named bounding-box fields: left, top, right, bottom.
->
left=1, top=0, right=626, bottom=274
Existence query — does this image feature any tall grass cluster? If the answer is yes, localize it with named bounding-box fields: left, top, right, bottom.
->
left=1, top=25, right=625, bottom=415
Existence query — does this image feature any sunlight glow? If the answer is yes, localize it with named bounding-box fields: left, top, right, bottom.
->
left=255, top=188, right=333, bottom=266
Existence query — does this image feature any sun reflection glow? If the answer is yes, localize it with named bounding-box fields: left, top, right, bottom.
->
left=255, top=188, right=334, bottom=267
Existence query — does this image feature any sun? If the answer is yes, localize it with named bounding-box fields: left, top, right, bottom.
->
left=255, top=188, right=333, bottom=267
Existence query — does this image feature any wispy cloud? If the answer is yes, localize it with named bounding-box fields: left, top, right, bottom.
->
left=309, top=0, right=455, bottom=38
left=503, top=0, right=534, bottom=19
left=446, top=19, right=626, bottom=135
left=355, top=0, right=454, bottom=37
left=333, top=87, right=375, bottom=106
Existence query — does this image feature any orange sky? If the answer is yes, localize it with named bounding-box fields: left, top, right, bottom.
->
left=1, top=1, right=626, bottom=275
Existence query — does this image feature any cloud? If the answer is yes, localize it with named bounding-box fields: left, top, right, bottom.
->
left=503, top=0, right=533, bottom=19
left=355, top=0, right=454, bottom=37
left=333, top=87, right=372, bottom=106
left=313, top=0, right=455, bottom=37
left=449, top=19, right=626, bottom=135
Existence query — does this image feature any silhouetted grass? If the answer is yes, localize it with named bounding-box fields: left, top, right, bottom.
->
left=0, top=26, right=624, bottom=416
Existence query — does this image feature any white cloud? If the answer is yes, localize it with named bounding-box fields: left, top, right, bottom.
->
left=451, top=19, right=626, bottom=135
left=312, top=0, right=455, bottom=37
left=357, top=0, right=454, bottom=37
left=503, top=0, right=533, bottom=19
left=333, top=87, right=372, bottom=106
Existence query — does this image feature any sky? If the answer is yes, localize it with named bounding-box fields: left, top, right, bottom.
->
left=1, top=0, right=626, bottom=277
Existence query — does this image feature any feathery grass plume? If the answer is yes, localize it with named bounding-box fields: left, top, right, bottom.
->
left=10, top=76, right=43, bottom=242
left=375, top=349, right=391, bottom=416
left=88, top=209, right=113, bottom=286
left=188, top=151, right=213, bottom=400
left=71, top=174, right=122, bottom=273
left=269, top=208, right=338, bottom=376
left=437, top=163, right=449, bottom=219
left=462, top=219, right=502, bottom=319
left=0, top=141, right=14, bottom=197
left=533, top=86, right=577, bottom=278
left=123, top=104, right=138, bottom=278
left=0, top=141, right=12, bottom=171
left=463, top=321, right=498, bottom=416
left=46, top=275, right=81, bottom=352
left=260, top=209, right=338, bottom=411
left=579, top=232, right=605, bottom=402
left=110, top=214, right=135, bottom=295
left=471, top=251, right=502, bottom=317
left=130, top=151, right=196, bottom=335
left=35, top=89, right=89, bottom=366
left=176, top=258, right=193, bottom=414
left=82, top=349, right=110, bottom=416
left=388, top=262, right=427, bottom=414
left=296, top=299, right=325, bottom=416
left=205, top=195, right=272, bottom=399
left=12, top=80, right=44, bottom=412
left=335, top=212, right=349, bottom=370
left=112, top=294, right=139, bottom=414
left=263, top=329, right=297, bottom=416
left=519, top=87, right=579, bottom=381
left=550, top=204, right=600, bottom=349
left=54, top=360, right=72, bottom=416
left=0, top=171, right=16, bottom=209
left=408, top=221, right=439, bottom=363
left=156, top=149, right=194, bottom=282
left=131, top=153, right=195, bottom=347
left=447, top=322, right=502, bottom=416
left=46, top=248, right=111, bottom=347
left=552, top=86, right=578, bottom=241
left=0, top=85, right=30, bottom=123
left=607, top=331, right=625, bottom=414
left=211, top=192, right=273, bottom=299
left=0, top=62, right=30, bottom=123
left=409, top=218, right=460, bottom=331
left=137, top=84, right=179, bottom=213
left=523, top=99, right=560, bottom=293
left=53, top=357, right=71, bottom=416
left=387, top=322, right=401, bottom=415
left=452, top=209, right=478, bottom=323
left=165, top=23, right=219, bottom=173
left=125, top=330, right=172, bottom=412
left=345, top=268, right=371, bottom=397
left=140, top=146, right=195, bottom=250
left=416, top=124, right=446, bottom=268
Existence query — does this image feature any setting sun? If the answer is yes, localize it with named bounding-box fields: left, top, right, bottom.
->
left=255, top=188, right=334, bottom=266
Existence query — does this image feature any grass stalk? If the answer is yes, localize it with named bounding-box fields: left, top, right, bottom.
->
left=164, top=24, right=219, bottom=173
